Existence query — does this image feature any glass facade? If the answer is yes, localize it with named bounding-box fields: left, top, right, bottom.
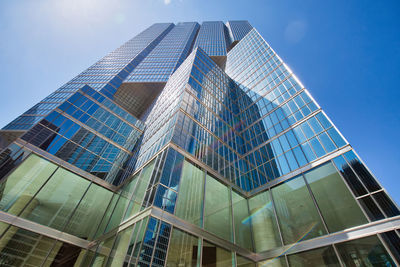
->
left=0, top=21, right=398, bottom=266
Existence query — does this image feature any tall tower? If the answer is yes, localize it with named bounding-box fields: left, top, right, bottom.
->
left=0, top=21, right=398, bottom=266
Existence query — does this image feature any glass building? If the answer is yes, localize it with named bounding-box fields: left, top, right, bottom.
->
left=0, top=21, right=399, bottom=267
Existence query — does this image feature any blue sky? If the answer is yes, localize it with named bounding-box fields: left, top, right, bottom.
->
left=0, top=0, right=399, bottom=203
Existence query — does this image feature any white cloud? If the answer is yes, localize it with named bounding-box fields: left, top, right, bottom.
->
left=164, top=0, right=171, bottom=5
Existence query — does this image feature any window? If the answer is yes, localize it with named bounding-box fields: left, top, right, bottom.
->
left=248, top=190, right=281, bottom=252
left=336, top=235, right=395, bottom=266
left=271, top=176, right=326, bottom=244
left=232, top=191, right=253, bottom=251
left=203, top=175, right=232, bottom=241
left=166, top=228, right=200, bottom=266
left=175, top=160, right=204, bottom=226
left=202, top=241, right=233, bottom=267
left=304, top=162, right=368, bottom=232
left=288, top=246, right=340, bottom=267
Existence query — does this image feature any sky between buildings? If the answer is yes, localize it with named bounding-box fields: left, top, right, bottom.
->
left=0, top=0, right=399, bottom=203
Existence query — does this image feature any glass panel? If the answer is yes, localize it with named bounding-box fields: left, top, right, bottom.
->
left=271, top=176, right=326, bottom=244
left=204, top=174, right=232, bottom=241
left=94, top=193, right=120, bottom=238
left=344, top=151, right=381, bottom=192
left=202, top=241, right=233, bottom=267
left=166, top=228, right=199, bottom=267
left=359, top=195, right=385, bottom=221
left=124, top=160, right=155, bottom=219
left=129, top=217, right=149, bottom=259
left=44, top=240, right=82, bottom=266
left=154, top=184, right=177, bottom=213
left=304, top=162, right=368, bottom=232
left=0, top=225, right=83, bottom=266
left=236, top=254, right=256, bottom=267
left=256, top=257, right=287, bottom=267
left=105, top=226, right=135, bottom=267
left=91, top=234, right=117, bottom=266
left=336, top=235, right=396, bottom=266
left=372, top=191, right=400, bottom=217
left=287, top=246, right=341, bottom=266
left=232, top=191, right=253, bottom=251
left=248, top=190, right=281, bottom=252
left=380, top=231, right=400, bottom=263
left=20, top=167, right=90, bottom=231
left=0, top=154, right=57, bottom=215
left=332, top=156, right=367, bottom=197
left=175, top=160, right=204, bottom=226
left=64, top=183, right=114, bottom=240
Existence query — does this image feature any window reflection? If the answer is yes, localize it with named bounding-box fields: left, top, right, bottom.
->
left=271, top=176, right=326, bottom=244
left=202, top=241, right=233, bottom=267
left=288, top=246, right=340, bottom=267
left=336, top=235, right=395, bottom=266
left=304, top=162, right=368, bottom=233
left=248, top=190, right=281, bottom=252
left=203, top=175, right=232, bottom=241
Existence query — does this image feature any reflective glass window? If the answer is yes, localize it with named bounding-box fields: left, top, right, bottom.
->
left=271, top=176, right=326, bottom=244
left=304, top=163, right=368, bottom=232
left=288, top=246, right=340, bottom=267
left=336, top=235, right=395, bottom=266
left=63, top=183, right=114, bottom=240
left=232, top=191, right=253, bottom=251
left=105, top=226, right=135, bottom=267
left=202, top=241, right=233, bottom=267
left=175, top=160, right=204, bottom=226
left=372, top=191, right=400, bottom=217
left=166, top=228, right=200, bottom=267
left=332, top=156, right=367, bottom=197
left=124, top=160, right=155, bottom=219
left=0, top=154, right=57, bottom=216
left=204, top=175, right=232, bottom=241
left=20, top=167, right=90, bottom=232
left=359, top=195, right=385, bottom=221
left=236, top=254, right=256, bottom=267
left=248, top=190, right=281, bottom=252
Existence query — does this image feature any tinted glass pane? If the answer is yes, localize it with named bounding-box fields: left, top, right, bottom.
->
left=63, top=183, right=114, bottom=240
left=288, top=246, right=340, bottom=267
left=175, top=160, right=204, bottom=226
left=271, top=176, right=326, bottom=244
left=202, top=241, right=233, bottom=267
left=257, top=257, right=287, bottom=267
left=248, top=190, right=281, bottom=252
left=105, top=226, right=135, bottom=267
left=128, top=217, right=149, bottom=259
left=91, top=234, right=117, bottom=265
left=344, top=151, right=381, bottom=192
left=304, top=163, right=368, bottom=232
left=336, top=235, right=395, bottom=267
left=166, top=228, right=199, bottom=267
left=380, top=231, right=400, bottom=263
left=20, top=167, right=90, bottom=231
left=0, top=225, right=59, bottom=266
left=236, top=254, right=256, bottom=267
left=124, top=160, right=155, bottom=219
left=204, top=175, right=232, bottom=241
left=0, top=154, right=57, bottom=215
left=332, top=156, right=367, bottom=197
left=372, top=191, right=400, bottom=217
left=359, top=195, right=385, bottom=221
left=232, top=191, right=253, bottom=251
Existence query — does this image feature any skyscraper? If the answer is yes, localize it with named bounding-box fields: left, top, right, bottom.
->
left=0, top=20, right=398, bottom=266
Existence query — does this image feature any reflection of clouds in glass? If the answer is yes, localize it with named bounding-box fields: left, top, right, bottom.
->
left=285, top=20, right=307, bottom=44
